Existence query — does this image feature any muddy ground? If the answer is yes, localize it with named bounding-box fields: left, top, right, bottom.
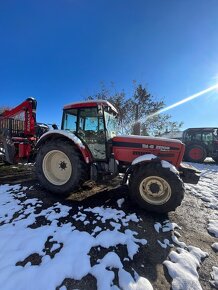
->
left=0, top=162, right=217, bottom=290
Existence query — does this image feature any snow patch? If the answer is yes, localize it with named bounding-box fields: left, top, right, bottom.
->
left=23, top=198, right=42, bottom=206
left=161, top=160, right=179, bottom=174
left=0, top=184, right=151, bottom=290
left=84, top=206, right=139, bottom=226
left=131, top=154, right=157, bottom=165
left=185, top=162, right=218, bottom=210
left=90, top=252, right=152, bottom=290
left=171, top=235, right=186, bottom=248
left=210, top=266, right=218, bottom=288
left=162, top=222, right=181, bottom=232
left=164, top=246, right=208, bottom=290
left=95, top=229, right=147, bottom=259
left=208, top=219, right=218, bottom=237
left=211, top=242, right=218, bottom=251
left=37, top=130, right=86, bottom=150
left=92, top=226, right=102, bottom=235
left=157, top=239, right=173, bottom=249
left=154, top=220, right=180, bottom=233
left=154, top=222, right=161, bottom=233
left=131, top=154, right=179, bottom=174
left=117, top=198, right=125, bottom=208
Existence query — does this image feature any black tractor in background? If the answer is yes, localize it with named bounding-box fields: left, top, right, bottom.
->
left=183, top=128, right=218, bottom=163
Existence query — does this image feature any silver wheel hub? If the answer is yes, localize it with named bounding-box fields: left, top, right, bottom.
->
left=139, top=176, right=171, bottom=205
left=42, top=150, right=72, bottom=185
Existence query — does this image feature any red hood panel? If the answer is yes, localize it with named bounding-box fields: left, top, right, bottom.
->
left=113, top=135, right=182, bottom=146
left=112, top=135, right=185, bottom=167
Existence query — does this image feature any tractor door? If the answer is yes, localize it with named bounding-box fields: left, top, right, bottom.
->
left=201, top=130, right=214, bottom=155
left=201, top=129, right=218, bottom=157
left=78, top=107, right=107, bottom=160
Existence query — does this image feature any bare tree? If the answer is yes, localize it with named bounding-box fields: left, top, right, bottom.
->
left=86, top=83, right=183, bottom=136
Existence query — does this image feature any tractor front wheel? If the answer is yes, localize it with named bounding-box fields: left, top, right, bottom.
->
left=36, top=140, right=87, bottom=196
left=129, top=163, right=185, bottom=213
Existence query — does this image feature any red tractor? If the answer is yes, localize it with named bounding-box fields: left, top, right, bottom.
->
left=35, top=100, right=200, bottom=213
left=183, top=128, right=218, bottom=163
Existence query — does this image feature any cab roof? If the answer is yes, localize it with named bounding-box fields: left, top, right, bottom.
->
left=63, top=100, right=118, bottom=114
left=184, top=127, right=218, bottom=132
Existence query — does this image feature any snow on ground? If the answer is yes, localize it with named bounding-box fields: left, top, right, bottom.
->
left=154, top=220, right=208, bottom=290
left=212, top=242, right=218, bottom=251
left=164, top=246, right=208, bottom=290
left=208, top=220, right=218, bottom=238
left=0, top=184, right=152, bottom=290
left=1, top=160, right=218, bottom=290
left=152, top=160, right=218, bottom=289
left=184, top=161, right=218, bottom=289
left=185, top=161, right=218, bottom=210
left=210, top=266, right=218, bottom=288
left=117, top=198, right=125, bottom=208
left=154, top=220, right=181, bottom=233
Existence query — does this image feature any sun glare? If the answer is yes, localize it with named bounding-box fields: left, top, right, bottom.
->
left=144, top=83, right=218, bottom=121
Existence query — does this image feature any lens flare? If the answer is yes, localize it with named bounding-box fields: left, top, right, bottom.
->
left=141, top=83, right=218, bottom=122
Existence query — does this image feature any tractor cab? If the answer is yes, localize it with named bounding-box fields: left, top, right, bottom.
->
left=183, top=127, right=218, bottom=162
left=61, top=100, right=118, bottom=160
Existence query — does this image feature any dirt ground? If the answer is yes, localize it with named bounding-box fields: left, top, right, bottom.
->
left=0, top=162, right=217, bottom=290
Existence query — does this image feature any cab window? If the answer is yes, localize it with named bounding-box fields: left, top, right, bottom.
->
left=202, top=132, right=213, bottom=142
left=62, top=109, right=77, bottom=132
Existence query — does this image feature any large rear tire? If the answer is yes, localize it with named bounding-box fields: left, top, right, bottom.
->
left=185, top=145, right=206, bottom=163
left=129, top=163, right=185, bottom=213
left=36, top=139, right=87, bottom=196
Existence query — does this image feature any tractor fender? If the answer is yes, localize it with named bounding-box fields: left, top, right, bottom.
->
left=121, top=154, right=160, bottom=185
left=36, top=130, right=92, bottom=163
left=121, top=154, right=179, bottom=185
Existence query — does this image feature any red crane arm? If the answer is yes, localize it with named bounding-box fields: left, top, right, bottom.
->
left=0, top=98, right=37, bottom=136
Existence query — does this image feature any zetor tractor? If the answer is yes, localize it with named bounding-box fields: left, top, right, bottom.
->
left=36, top=100, right=200, bottom=213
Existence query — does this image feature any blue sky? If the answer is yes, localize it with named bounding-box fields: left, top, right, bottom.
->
left=0, top=0, right=218, bottom=129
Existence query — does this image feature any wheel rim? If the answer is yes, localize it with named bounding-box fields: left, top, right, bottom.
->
left=189, top=147, right=203, bottom=161
left=42, top=150, right=72, bottom=185
left=139, top=176, right=171, bottom=205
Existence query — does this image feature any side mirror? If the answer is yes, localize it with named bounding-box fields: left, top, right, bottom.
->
left=52, top=124, right=58, bottom=130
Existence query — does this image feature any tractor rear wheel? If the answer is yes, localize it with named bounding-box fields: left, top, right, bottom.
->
left=129, top=163, right=185, bottom=213
left=185, top=145, right=206, bottom=163
left=36, top=139, right=87, bottom=196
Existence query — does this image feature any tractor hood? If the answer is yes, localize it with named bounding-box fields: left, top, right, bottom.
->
left=113, top=135, right=182, bottom=146
left=112, top=135, right=185, bottom=167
